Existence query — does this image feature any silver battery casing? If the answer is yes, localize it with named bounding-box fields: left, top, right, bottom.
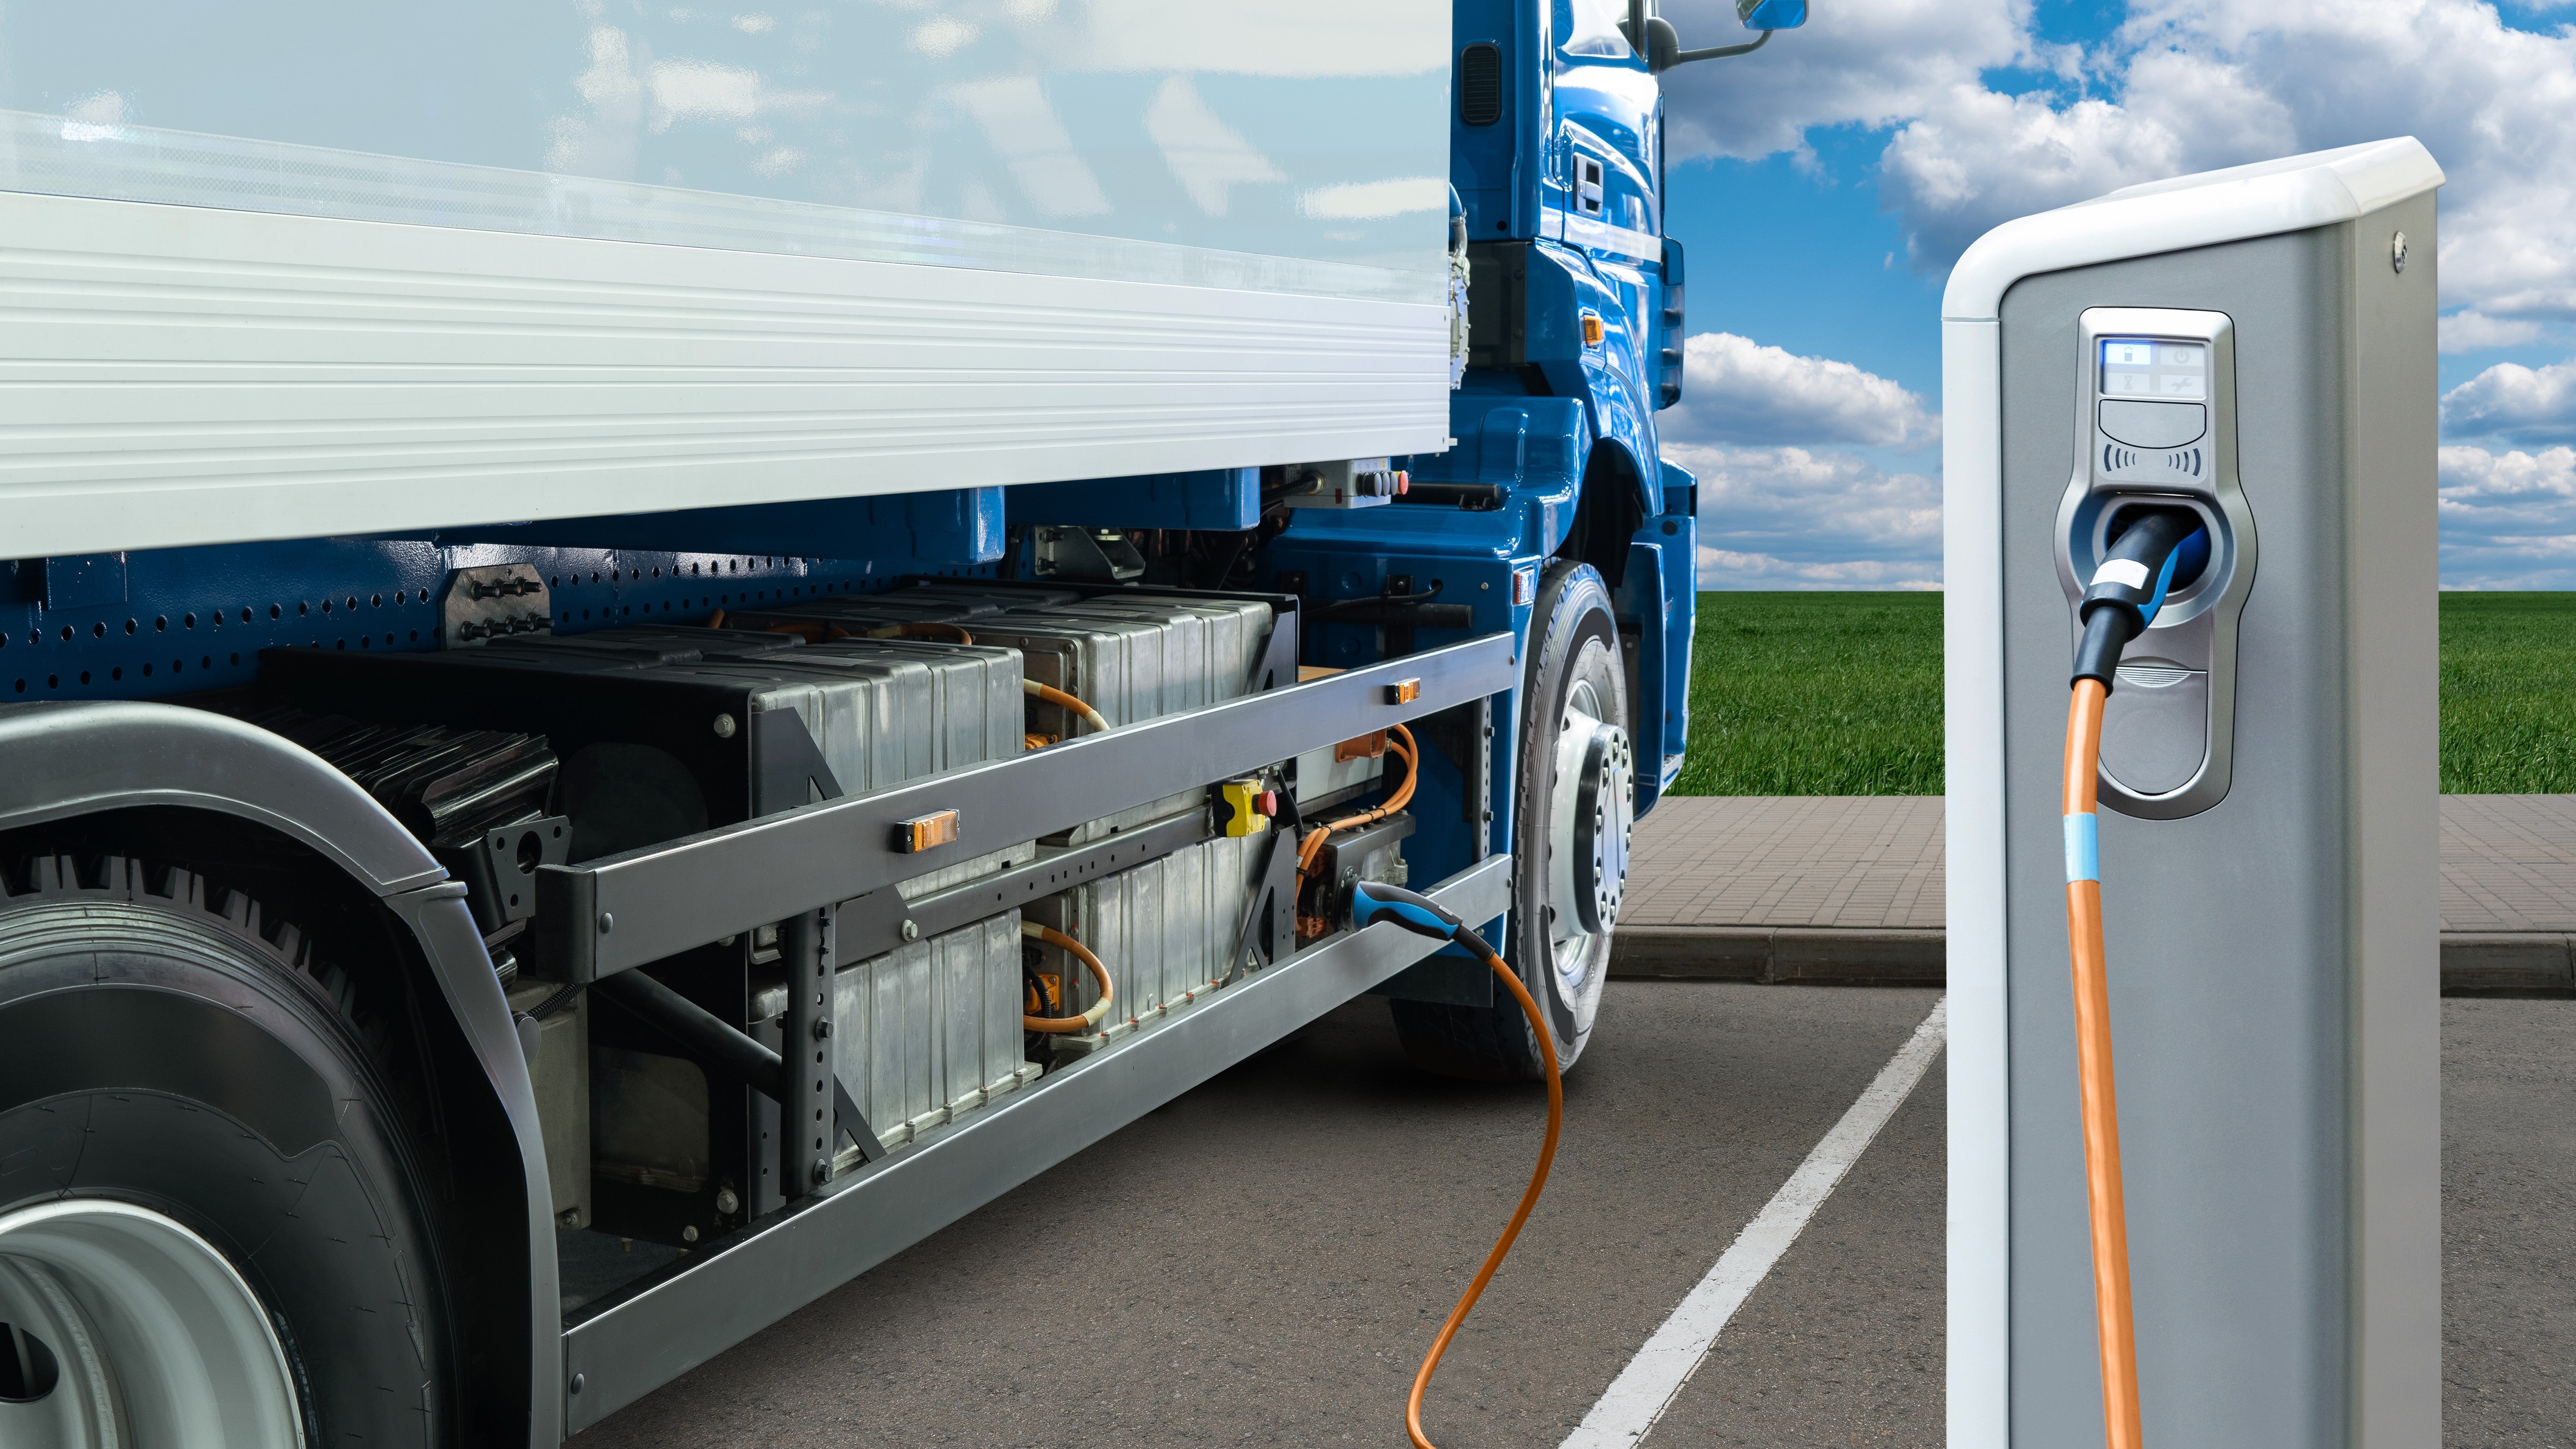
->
left=1025, top=826, right=1270, bottom=1050
left=829, top=911, right=1039, bottom=1158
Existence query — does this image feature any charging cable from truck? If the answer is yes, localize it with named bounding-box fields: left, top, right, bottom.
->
left=1344, top=880, right=1562, bottom=1449
left=2061, top=506, right=2208, bottom=1449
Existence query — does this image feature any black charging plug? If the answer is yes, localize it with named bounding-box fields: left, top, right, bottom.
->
left=2073, top=509, right=2210, bottom=689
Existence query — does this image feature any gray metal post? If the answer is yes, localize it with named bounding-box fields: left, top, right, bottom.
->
left=781, top=907, right=835, bottom=1196
left=1945, top=139, right=2445, bottom=1448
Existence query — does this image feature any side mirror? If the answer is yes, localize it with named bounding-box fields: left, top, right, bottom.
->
left=1626, top=0, right=1807, bottom=72
left=1738, top=0, right=1808, bottom=29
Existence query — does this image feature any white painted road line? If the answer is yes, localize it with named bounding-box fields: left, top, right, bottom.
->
left=1562, top=996, right=1950, bottom=1449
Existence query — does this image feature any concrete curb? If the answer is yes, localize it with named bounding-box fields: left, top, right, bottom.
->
left=2439, top=933, right=2576, bottom=994
left=1611, top=927, right=1944, bottom=987
left=1611, top=927, right=2576, bottom=995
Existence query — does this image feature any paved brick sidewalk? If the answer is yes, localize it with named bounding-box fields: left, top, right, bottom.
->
left=1616, top=795, right=2576, bottom=991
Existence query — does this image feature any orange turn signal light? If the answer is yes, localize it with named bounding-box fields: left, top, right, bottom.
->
left=893, top=809, right=961, bottom=854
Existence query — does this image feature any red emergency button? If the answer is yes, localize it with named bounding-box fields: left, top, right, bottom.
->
left=1257, top=790, right=1278, bottom=816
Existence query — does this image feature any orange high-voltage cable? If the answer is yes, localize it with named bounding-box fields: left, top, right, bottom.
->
left=2057, top=504, right=2207, bottom=1449
left=2062, top=675, right=2143, bottom=1449
left=1340, top=879, right=1562, bottom=1449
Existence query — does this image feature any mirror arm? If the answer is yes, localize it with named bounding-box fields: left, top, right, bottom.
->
left=1664, top=28, right=1772, bottom=68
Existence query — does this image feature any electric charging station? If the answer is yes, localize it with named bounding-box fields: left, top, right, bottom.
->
left=1944, top=138, right=2445, bottom=1448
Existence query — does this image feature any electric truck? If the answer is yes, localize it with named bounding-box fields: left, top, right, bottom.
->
left=0, top=2, right=1796, bottom=1441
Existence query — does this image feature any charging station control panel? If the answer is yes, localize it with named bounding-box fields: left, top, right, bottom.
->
left=2053, top=307, right=2259, bottom=819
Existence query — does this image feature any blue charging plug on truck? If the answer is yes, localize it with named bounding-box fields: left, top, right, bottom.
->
left=1351, top=880, right=1498, bottom=961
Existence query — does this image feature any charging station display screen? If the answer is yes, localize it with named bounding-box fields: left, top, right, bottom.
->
left=2101, top=339, right=2207, bottom=400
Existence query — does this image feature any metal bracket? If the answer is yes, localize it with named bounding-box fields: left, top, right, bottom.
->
left=751, top=709, right=844, bottom=816
left=780, top=908, right=834, bottom=1195
left=439, top=563, right=552, bottom=648
left=836, top=808, right=1216, bottom=964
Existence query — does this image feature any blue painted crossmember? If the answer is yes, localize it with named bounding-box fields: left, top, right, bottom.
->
left=2064, top=812, right=2100, bottom=884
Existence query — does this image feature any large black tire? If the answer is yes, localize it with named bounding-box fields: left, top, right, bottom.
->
left=1391, top=562, right=1635, bottom=1080
left=0, top=854, right=453, bottom=1444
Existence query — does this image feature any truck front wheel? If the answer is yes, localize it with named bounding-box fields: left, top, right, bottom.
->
left=1391, top=563, right=1634, bottom=1081
left=0, top=856, right=453, bottom=1446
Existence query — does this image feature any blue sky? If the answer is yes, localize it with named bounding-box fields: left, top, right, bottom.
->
left=1649, top=0, right=2576, bottom=589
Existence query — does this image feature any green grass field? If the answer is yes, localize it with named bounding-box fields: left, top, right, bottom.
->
left=2440, top=592, right=2576, bottom=794
left=1664, top=590, right=2576, bottom=796
left=1667, top=592, right=1944, bottom=796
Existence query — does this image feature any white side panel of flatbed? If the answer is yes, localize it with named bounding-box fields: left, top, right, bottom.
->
left=0, top=1, right=1453, bottom=555
left=0, top=192, right=1447, bottom=556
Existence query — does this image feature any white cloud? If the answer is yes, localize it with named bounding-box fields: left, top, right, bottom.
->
left=1643, top=0, right=2576, bottom=582
left=1696, top=546, right=1946, bottom=588
left=2441, top=310, right=2547, bottom=353
left=1664, top=333, right=1938, bottom=450
left=1862, top=0, right=2576, bottom=332
left=2437, top=444, right=2576, bottom=586
left=1656, top=0, right=2029, bottom=163
left=1673, top=443, right=1943, bottom=588
left=2444, top=358, right=2576, bottom=440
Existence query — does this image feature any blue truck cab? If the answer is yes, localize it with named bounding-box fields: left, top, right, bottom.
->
left=1275, top=0, right=1799, bottom=1058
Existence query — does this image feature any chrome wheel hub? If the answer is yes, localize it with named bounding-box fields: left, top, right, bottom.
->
left=0, top=1200, right=304, bottom=1447
left=1545, top=675, right=1635, bottom=1010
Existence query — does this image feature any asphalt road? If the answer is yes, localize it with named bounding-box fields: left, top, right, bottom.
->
left=569, top=986, right=2572, bottom=1448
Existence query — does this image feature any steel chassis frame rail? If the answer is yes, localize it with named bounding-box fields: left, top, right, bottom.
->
left=560, top=852, right=1511, bottom=1430
left=531, top=633, right=1517, bottom=982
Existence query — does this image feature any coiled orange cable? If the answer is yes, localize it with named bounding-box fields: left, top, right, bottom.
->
left=1405, top=941, right=1562, bottom=1449
left=1020, top=921, right=1114, bottom=1033
left=2064, top=676, right=2144, bottom=1449
left=1298, top=723, right=1420, bottom=879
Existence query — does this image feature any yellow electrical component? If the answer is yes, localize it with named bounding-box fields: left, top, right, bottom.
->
left=1218, top=778, right=1271, bottom=838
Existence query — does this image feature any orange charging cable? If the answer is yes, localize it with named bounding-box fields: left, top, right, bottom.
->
left=2064, top=676, right=2145, bottom=1449
left=1405, top=940, right=1562, bottom=1449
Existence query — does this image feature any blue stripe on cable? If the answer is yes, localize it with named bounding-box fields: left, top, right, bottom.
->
left=2064, top=812, right=2100, bottom=883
